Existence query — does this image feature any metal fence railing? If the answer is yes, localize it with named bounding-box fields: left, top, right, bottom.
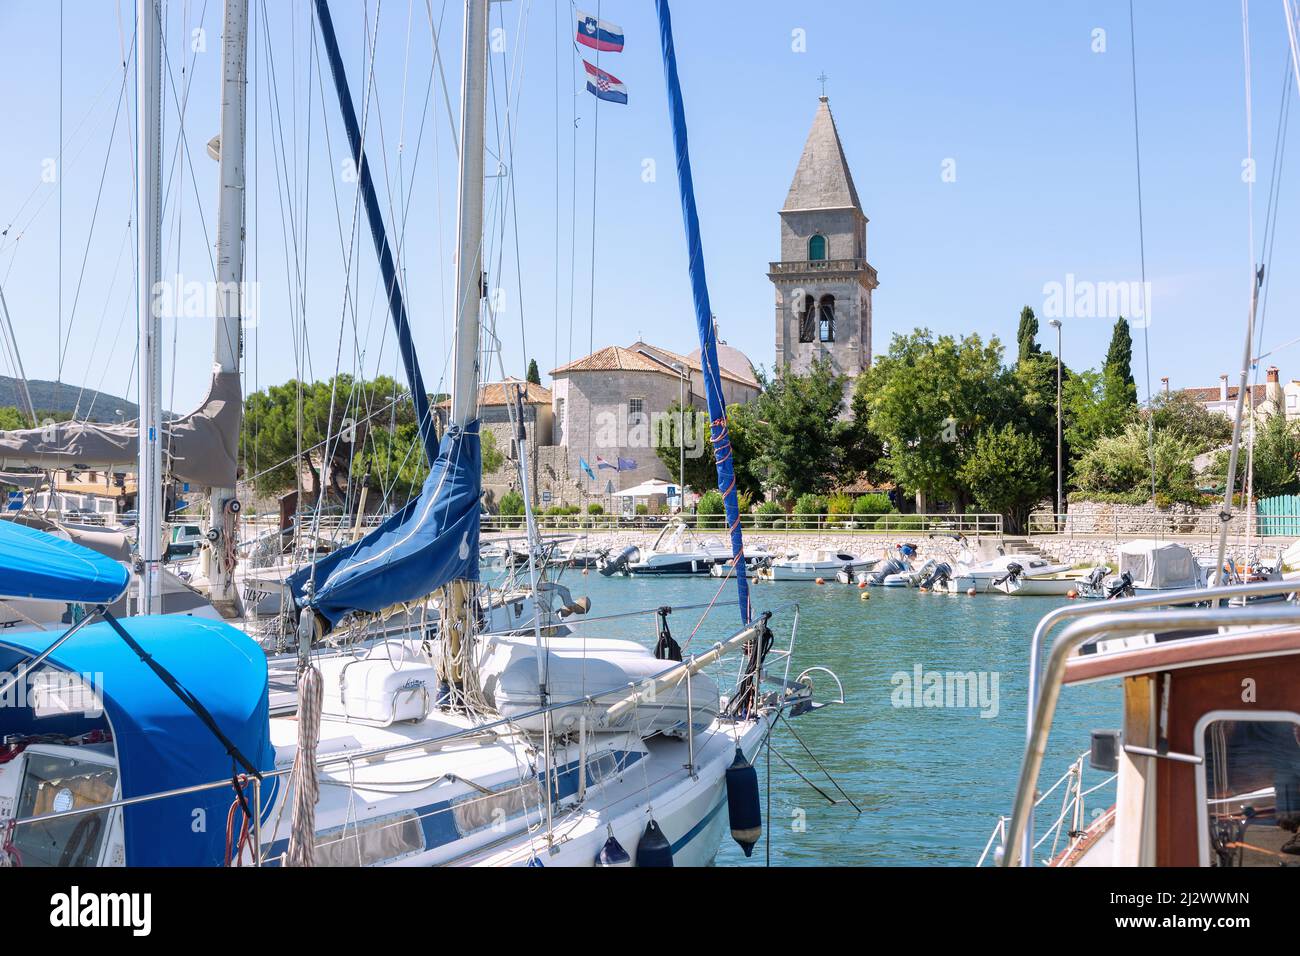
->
left=479, top=512, right=1003, bottom=537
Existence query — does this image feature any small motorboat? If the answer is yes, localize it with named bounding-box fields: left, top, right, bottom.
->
left=758, top=549, right=877, bottom=582
left=600, top=519, right=723, bottom=576
left=947, top=554, right=1074, bottom=594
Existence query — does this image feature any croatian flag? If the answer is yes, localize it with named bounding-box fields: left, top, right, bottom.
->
left=583, top=60, right=628, bottom=105
left=576, top=12, right=624, bottom=53
left=595, top=456, right=617, bottom=471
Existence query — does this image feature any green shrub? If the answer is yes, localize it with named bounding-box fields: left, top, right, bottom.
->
left=696, top=490, right=725, bottom=529
left=853, top=493, right=893, bottom=516
left=827, top=493, right=853, bottom=517
left=498, top=491, right=525, bottom=528
left=753, top=500, right=785, bottom=529
left=635, top=503, right=648, bottom=516
left=587, top=503, right=604, bottom=515
left=793, top=493, right=826, bottom=529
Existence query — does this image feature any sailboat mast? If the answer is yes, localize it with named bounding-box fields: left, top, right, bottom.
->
left=136, top=0, right=164, bottom=615
left=204, top=0, right=249, bottom=613
left=442, top=0, right=489, bottom=670
left=450, top=0, right=488, bottom=428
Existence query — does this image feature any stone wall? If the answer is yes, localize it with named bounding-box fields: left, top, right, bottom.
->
left=1040, top=500, right=1255, bottom=537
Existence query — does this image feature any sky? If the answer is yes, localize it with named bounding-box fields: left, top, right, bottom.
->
left=0, top=0, right=1296, bottom=416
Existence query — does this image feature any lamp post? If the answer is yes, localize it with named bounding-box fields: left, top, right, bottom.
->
left=1048, top=318, right=1063, bottom=527
left=673, top=363, right=687, bottom=513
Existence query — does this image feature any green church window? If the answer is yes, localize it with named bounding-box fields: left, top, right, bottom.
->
left=808, top=234, right=827, bottom=261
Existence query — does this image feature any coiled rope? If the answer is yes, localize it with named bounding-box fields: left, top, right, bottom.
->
left=286, top=662, right=323, bottom=866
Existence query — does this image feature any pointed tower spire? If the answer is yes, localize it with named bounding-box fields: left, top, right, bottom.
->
left=783, top=96, right=861, bottom=211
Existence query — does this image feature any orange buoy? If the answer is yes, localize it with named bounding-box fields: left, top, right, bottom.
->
left=815, top=577, right=825, bottom=585
left=918, top=586, right=929, bottom=592
left=1066, top=589, right=1078, bottom=599
left=857, top=581, right=866, bottom=589
left=966, top=587, right=977, bottom=596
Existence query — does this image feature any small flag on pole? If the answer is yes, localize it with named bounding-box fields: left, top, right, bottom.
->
left=579, top=457, right=596, bottom=480
left=583, top=60, right=628, bottom=105
left=576, top=11, right=625, bottom=52
left=617, top=457, right=637, bottom=471
left=595, top=456, right=617, bottom=470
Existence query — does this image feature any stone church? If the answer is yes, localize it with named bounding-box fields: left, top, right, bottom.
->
left=769, top=96, right=877, bottom=392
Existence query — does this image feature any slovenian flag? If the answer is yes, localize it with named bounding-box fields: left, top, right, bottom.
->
left=576, top=11, right=624, bottom=52
left=583, top=60, right=627, bottom=105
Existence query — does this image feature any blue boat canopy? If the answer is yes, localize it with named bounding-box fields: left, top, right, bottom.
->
left=289, top=422, right=481, bottom=628
left=0, top=616, right=278, bottom=866
left=0, top=519, right=130, bottom=604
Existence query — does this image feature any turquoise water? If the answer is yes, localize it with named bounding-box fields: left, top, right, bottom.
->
left=540, top=569, right=1121, bottom=866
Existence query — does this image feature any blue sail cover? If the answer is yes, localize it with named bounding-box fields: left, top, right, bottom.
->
left=0, top=616, right=278, bottom=866
left=289, top=423, right=481, bottom=627
left=0, top=519, right=129, bottom=604
left=655, top=0, right=751, bottom=623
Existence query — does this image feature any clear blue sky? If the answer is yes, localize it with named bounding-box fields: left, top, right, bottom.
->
left=0, top=1, right=1295, bottom=415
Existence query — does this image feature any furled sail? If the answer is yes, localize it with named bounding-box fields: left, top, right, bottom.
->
left=655, top=0, right=751, bottom=623
left=287, top=422, right=480, bottom=628
left=0, top=369, right=241, bottom=490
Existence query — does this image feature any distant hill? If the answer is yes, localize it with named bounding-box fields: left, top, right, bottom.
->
left=0, top=375, right=138, bottom=422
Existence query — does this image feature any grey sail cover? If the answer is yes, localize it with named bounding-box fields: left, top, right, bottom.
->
left=0, top=370, right=241, bottom=490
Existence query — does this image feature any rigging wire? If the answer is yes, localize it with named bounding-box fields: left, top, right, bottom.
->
left=1127, top=0, right=1158, bottom=512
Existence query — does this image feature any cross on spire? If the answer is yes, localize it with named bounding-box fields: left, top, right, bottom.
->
left=817, top=71, right=829, bottom=98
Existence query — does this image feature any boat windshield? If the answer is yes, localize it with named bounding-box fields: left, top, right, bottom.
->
left=1201, top=716, right=1300, bottom=866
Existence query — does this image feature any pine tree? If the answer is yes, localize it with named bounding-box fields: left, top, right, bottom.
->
left=1016, top=306, right=1041, bottom=364
left=526, top=359, right=541, bottom=386
left=1103, top=317, right=1138, bottom=408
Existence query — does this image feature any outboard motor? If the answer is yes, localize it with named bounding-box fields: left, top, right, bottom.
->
left=599, top=545, right=638, bottom=577
left=992, top=562, right=1023, bottom=588
left=1082, top=566, right=1108, bottom=596
left=919, top=562, right=952, bottom=589
left=1106, top=571, right=1135, bottom=600
left=868, top=558, right=904, bottom=585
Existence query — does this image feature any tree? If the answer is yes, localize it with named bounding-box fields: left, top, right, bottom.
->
left=1016, top=306, right=1041, bottom=364
left=652, top=401, right=762, bottom=499
left=1103, top=318, right=1138, bottom=409
left=750, top=359, right=851, bottom=498
left=0, top=406, right=27, bottom=431
left=242, top=374, right=416, bottom=497
left=1062, top=367, right=1137, bottom=469
left=1209, top=412, right=1300, bottom=498
left=1148, top=390, right=1234, bottom=453
left=352, top=421, right=428, bottom=502
left=526, top=359, right=541, bottom=386
left=958, top=424, right=1052, bottom=533
left=1073, top=421, right=1201, bottom=502
left=855, top=330, right=1015, bottom=509
left=481, top=429, right=504, bottom=475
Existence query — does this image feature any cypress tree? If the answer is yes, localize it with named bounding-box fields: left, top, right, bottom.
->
left=1016, top=306, right=1041, bottom=364
left=526, top=359, right=541, bottom=386
left=1103, top=317, right=1138, bottom=408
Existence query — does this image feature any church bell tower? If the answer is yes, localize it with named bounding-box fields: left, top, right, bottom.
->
left=769, top=96, right=876, bottom=386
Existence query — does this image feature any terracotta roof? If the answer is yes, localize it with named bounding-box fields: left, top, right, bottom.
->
left=552, top=342, right=758, bottom=389
left=1179, top=384, right=1267, bottom=404
left=435, top=379, right=551, bottom=408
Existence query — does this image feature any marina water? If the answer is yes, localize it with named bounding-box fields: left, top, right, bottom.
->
left=531, top=569, right=1118, bottom=866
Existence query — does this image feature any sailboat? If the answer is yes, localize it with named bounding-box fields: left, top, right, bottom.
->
left=0, top=0, right=839, bottom=868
